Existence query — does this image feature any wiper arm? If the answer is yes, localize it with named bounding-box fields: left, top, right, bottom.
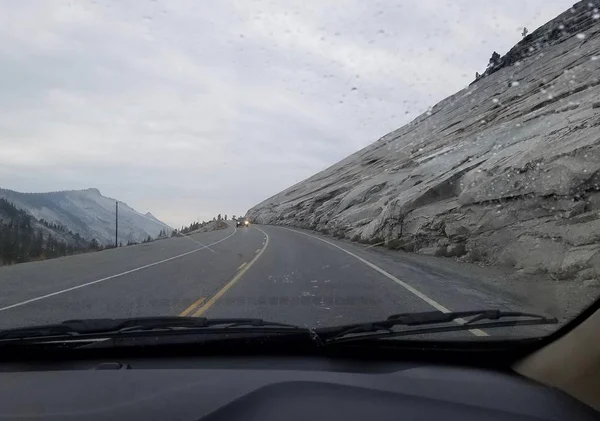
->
left=316, top=310, right=558, bottom=344
left=387, top=309, right=555, bottom=326
left=0, top=317, right=304, bottom=340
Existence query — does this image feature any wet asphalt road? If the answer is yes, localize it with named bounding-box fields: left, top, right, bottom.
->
left=0, top=224, right=551, bottom=337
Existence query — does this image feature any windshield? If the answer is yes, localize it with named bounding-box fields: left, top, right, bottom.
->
left=0, top=0, right=599, bottom=342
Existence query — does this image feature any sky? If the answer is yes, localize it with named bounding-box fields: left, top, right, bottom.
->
left=0, top=0, right=574, bottom=227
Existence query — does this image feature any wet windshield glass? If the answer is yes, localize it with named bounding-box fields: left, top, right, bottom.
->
left=0, top=0, right=599, bottom=340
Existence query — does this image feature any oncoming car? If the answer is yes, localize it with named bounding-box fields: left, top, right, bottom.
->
left=236, top=217, right=250, bottom=228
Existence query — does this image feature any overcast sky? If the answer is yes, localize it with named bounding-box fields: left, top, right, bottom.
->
left=0, top=0, right=573, bottom=227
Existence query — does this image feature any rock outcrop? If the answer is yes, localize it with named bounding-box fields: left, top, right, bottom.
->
left=248, top=1, right=600, bottom=280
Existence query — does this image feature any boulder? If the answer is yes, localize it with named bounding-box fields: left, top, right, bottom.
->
left=446, top=243, right=467, bottom=257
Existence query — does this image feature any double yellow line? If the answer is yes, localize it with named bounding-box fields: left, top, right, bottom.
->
left=180, top=296, right=207, bottom=316
left=179, top=228, right=269, bottom=317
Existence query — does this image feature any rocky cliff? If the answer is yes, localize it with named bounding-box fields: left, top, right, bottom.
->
left=248, top=1, right=600, bottom=281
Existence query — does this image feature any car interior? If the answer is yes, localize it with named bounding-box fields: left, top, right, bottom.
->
left=0, top=299, right=597, bottom=421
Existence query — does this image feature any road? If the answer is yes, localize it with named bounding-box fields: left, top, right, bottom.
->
left=0, top=224, right=553, bottom=337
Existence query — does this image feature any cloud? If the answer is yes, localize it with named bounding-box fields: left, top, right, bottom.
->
left=0, top=0, right=574, bottom=226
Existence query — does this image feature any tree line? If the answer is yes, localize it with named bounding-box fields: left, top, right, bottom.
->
left=0, top=198, right=99, bottom=265
left=474, top=27, right=529, bottom=81
left=1, top=198, right=236, bottom=265
left=171, top=214, right=230, bottom=237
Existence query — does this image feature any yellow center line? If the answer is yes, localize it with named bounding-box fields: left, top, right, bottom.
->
left=193, top=228, right=270, bottom=317
left=179, top=296, right=207, bottom=317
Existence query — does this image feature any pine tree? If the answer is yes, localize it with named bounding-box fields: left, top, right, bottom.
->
left=30, top=231, right=44, bottom=258
left=89, top=238, right=100, bottom=250
left=488, top=51, right=500, bottom=68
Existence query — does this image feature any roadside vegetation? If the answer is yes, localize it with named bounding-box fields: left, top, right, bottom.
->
left=0, top=198, right=100, bottom=265
left=0, top=198, right=232, bottom=266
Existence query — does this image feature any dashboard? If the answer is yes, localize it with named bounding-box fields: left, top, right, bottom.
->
left=0, top=356, right=596, bottom=421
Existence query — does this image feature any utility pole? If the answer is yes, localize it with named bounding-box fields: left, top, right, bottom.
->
left=115, top=201, right=119, bottom=248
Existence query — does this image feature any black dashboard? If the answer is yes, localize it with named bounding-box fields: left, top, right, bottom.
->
left=0, top=356, right=596, bottom=421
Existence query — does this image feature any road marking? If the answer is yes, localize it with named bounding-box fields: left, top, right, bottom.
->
left=0, top=227, right=238, bottom=313
left=255, top=248, right=261, bottom=254
left=179, top=297, right=207, bottom=316
left=179, top=235, right=216, bottom=253
left=279, top=227, right=487, bottom=337
left=193, top=227, right=270, bottom=317
left=237, top=262, right=247, bottom=271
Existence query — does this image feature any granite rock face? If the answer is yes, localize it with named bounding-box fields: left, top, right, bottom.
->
left=248, top=1, right=600, bottom=280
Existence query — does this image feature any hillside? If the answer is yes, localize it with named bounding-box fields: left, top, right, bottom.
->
left=248, top=1, right=600, bottom=281
left=0, top=188, right=171, bottom=245
left=0, top=198, right=94, bottom=265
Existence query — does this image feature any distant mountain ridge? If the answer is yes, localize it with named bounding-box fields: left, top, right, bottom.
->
left=0, top=188, right=171, bottom=245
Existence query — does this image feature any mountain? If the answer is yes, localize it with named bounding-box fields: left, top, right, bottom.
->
left=0, top=188, right=171, bottom=245
left=248, top=1, right=600, bottom=281
left=0, top=198, right=94, bottom=265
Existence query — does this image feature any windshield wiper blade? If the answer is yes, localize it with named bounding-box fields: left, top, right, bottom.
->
left=316, top=309, right=558, bottom=344
left=0, top=317, right=304, bottom=340
left=387, top=309, right=555, bottom=326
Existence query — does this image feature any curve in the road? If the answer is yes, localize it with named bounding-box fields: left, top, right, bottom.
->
left=278, top=227, right=487, bottom=337
left=191, top=226, right=270, bottom=317
left=0, top=227, right=238, bottom=313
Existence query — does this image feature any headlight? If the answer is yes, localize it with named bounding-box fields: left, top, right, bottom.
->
left=245, top=220, right=249, bottom=225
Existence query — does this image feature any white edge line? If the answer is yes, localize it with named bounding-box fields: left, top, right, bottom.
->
left=279, top=226, right=487, bottom=337
left=0, top=226, right=238, bottom=313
